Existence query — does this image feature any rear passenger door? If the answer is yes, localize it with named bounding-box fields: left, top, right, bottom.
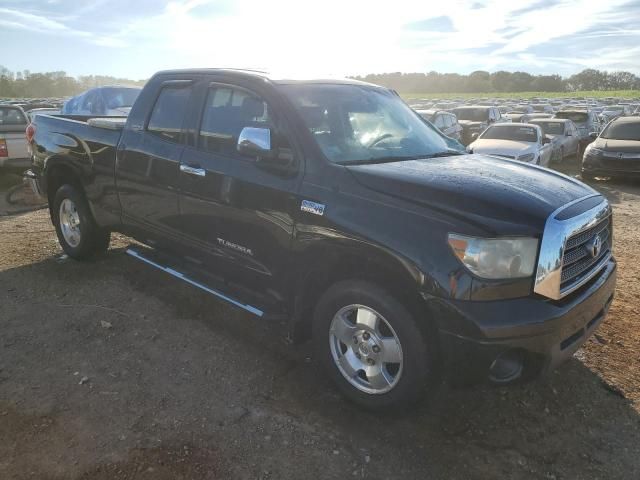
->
left=116, top=79, right=194, bottom=244
left=177, top=79, right=303, bottom=307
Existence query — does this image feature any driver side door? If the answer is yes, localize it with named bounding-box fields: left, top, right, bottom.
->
left=177, top=79, right=303, bottom=306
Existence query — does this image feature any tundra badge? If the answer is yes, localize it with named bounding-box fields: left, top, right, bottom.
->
left=301, top=200, right=325, bottom=216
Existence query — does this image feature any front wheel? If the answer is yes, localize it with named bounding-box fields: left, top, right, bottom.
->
left=313, top=280, right=435, bottom=410
left=52, top=184, right=110, bottom=260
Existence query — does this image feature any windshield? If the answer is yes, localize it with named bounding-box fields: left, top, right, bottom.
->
left=532, top=121, right=564, bottom=135
left=555, top=111, right=588, bottom=123
left=601, top=121, right=640, bottom=141
left=451, top=107, right=488, bottom=122
left=480, top=125, right=538, bottom=142
left=102, top=88, right=140, bottom=109
left=279, top=84, right=449, bottom=164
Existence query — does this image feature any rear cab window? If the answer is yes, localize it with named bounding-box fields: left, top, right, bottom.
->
left=0, top=107, right=27, bottom=126
left=147, top=84, right=192, bottom=143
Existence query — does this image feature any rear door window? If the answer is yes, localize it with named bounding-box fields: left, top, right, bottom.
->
left=147, top=85, right=192, bottom=143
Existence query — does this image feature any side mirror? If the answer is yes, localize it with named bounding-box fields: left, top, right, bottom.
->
left=589, top=132, right=598, bottom=139
left=237, top=127, right=272, bottom=158
left=237, top=126, right=296, bottom=174
left=471, top=132, right=479, bottom=141
left=542, top=136, right=551, bottom=145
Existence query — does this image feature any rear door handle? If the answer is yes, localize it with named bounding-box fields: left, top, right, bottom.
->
left=180, top=164, right=206, bottom=177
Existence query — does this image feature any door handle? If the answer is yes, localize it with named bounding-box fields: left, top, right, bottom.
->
left=180, top=164, right=206, bottom=177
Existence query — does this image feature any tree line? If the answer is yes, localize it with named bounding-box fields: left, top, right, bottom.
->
left=1, top=66, right=638, bottom=98
left=352, top=69, right=640, bottom=93
left=0, top=66, right=145, bottom=98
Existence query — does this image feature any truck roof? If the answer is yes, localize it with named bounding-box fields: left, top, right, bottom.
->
left=152, top=68, right=380, bottom=87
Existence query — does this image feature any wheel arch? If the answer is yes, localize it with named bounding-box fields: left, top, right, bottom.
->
left=288, top=242, right=435, bottom=346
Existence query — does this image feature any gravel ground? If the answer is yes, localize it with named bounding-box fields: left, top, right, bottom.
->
left=0, top=163, right=639, bottom=479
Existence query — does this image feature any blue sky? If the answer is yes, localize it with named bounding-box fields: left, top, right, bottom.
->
left=0, top=0, right=639, bottom=79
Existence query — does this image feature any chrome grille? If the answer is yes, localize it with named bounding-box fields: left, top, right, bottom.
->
left=560, top=216, right=611, bottom=291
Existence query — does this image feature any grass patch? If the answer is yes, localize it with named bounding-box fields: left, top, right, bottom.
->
left=401, top=90, right=640, bottom=100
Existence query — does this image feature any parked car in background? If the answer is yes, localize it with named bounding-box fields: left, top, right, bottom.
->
left=451, top=106, right=505, bottom=145
left=62, top=86, right=142, bottom=116
left=553, top=108, right=601, bottom=150
left=531, top=104, right=554, bottom=114
left=0, top=105, right=30, bottom=169
left=467, top=123, right=553, bottom=166
left=582, top=116, right=640, bottom=180
left=415, top=109, right=463, bottom=142
left=27, top=107, right=60, bottom=122
left=529, top=118, right=580, bottom=163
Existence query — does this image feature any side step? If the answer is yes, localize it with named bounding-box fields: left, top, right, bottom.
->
left=126, top=247, right=264, bottom=317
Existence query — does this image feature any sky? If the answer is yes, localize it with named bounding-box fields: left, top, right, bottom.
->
left=0, top=0, right=639, bottom=80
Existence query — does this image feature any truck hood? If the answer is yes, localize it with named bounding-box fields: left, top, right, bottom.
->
left=468, top=139, right=536, bottom=158
left=346, top=154, right=596, bottom=233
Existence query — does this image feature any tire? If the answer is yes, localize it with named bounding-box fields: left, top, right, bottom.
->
left=581, top=171, right=596, bottom=182
left=312, top=280, right=434, bottom=410
left=52, top=184, right=110, bottom=260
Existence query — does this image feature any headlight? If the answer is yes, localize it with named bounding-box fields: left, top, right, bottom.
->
left=448, top=234, right=539, bottom=279
left=517, top=153, right=535, bottom=162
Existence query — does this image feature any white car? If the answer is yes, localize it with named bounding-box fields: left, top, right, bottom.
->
left=466, top=123, right=553, bottom=167
left=0, top=105, right=30, bottom=169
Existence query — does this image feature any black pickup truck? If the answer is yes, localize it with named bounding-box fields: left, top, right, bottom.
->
left=26, top=69, right=616, bottom=410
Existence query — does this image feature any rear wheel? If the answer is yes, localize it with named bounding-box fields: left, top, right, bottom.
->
left=313, top=280, right=434, bottom=410
left=52, top=184, right=110, bottom=260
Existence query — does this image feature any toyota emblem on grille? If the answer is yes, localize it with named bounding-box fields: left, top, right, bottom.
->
left=586, top=234, right=602, bottom=258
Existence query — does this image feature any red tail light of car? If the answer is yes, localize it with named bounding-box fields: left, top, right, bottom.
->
left=25, top=123, right=36, bottom=144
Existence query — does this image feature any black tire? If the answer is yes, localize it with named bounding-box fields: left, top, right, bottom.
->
left=52, top=184, right=110, bottom=260
left=312, top=279, right=434, bottom=410
left=581, top=171, right=596, bottom=182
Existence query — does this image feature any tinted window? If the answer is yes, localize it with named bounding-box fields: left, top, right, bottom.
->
left=555, top=111, right=588, bottom=123
left=601, top=120, right=640, bottom=141
left=480, top=125, right=538, bottom=142
left=451, top=108, right=488, bottom=122
left=0, top=107, right=27, bottom=125
left=532, top=121, right=564, bottom=135
left=199, top=86, right=270, bottom=155
left=147, top=86, right=191, bottom=142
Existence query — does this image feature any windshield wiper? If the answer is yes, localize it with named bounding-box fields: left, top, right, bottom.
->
left=338, top=150, right=464, bottom=166
left=336, top=155, right=424, bottom=166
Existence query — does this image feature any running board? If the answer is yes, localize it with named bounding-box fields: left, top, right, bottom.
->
left=125, top=248, right=264, bottom=317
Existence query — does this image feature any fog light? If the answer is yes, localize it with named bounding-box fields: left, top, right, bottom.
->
left=489, top=349, right=524, bottom=383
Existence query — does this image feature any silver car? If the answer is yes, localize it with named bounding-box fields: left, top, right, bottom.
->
left=529, top=119, right=581, bottom=163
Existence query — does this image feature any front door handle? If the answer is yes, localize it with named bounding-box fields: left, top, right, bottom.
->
left=180, top=164, right=206, bottom=177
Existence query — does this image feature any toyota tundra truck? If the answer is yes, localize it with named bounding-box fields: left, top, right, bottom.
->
left=25, top=69, right=616, bottom=410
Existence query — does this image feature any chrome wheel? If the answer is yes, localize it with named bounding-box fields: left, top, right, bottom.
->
left=329, top=304, right=403, bottom=394
left=59, top=198, right=81, bottom=247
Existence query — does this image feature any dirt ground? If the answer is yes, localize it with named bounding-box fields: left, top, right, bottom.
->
left=0, top=163, right=639, bottom=479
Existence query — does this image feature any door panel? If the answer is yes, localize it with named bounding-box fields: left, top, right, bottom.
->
left=116, top=82, right=193, bottom=238
left=178, top=82, right=301, bottom=304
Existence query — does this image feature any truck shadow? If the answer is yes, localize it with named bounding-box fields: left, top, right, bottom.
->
left=1, top=248, right=639, bottom=479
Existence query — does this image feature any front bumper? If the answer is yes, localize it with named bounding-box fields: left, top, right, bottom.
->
left=433, top=258, right=616, bottom=385
left=583, top=155, right=640, bottom=176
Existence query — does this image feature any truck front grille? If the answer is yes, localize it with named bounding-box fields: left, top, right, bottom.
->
left=560, top=216, right=611, bottom=292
